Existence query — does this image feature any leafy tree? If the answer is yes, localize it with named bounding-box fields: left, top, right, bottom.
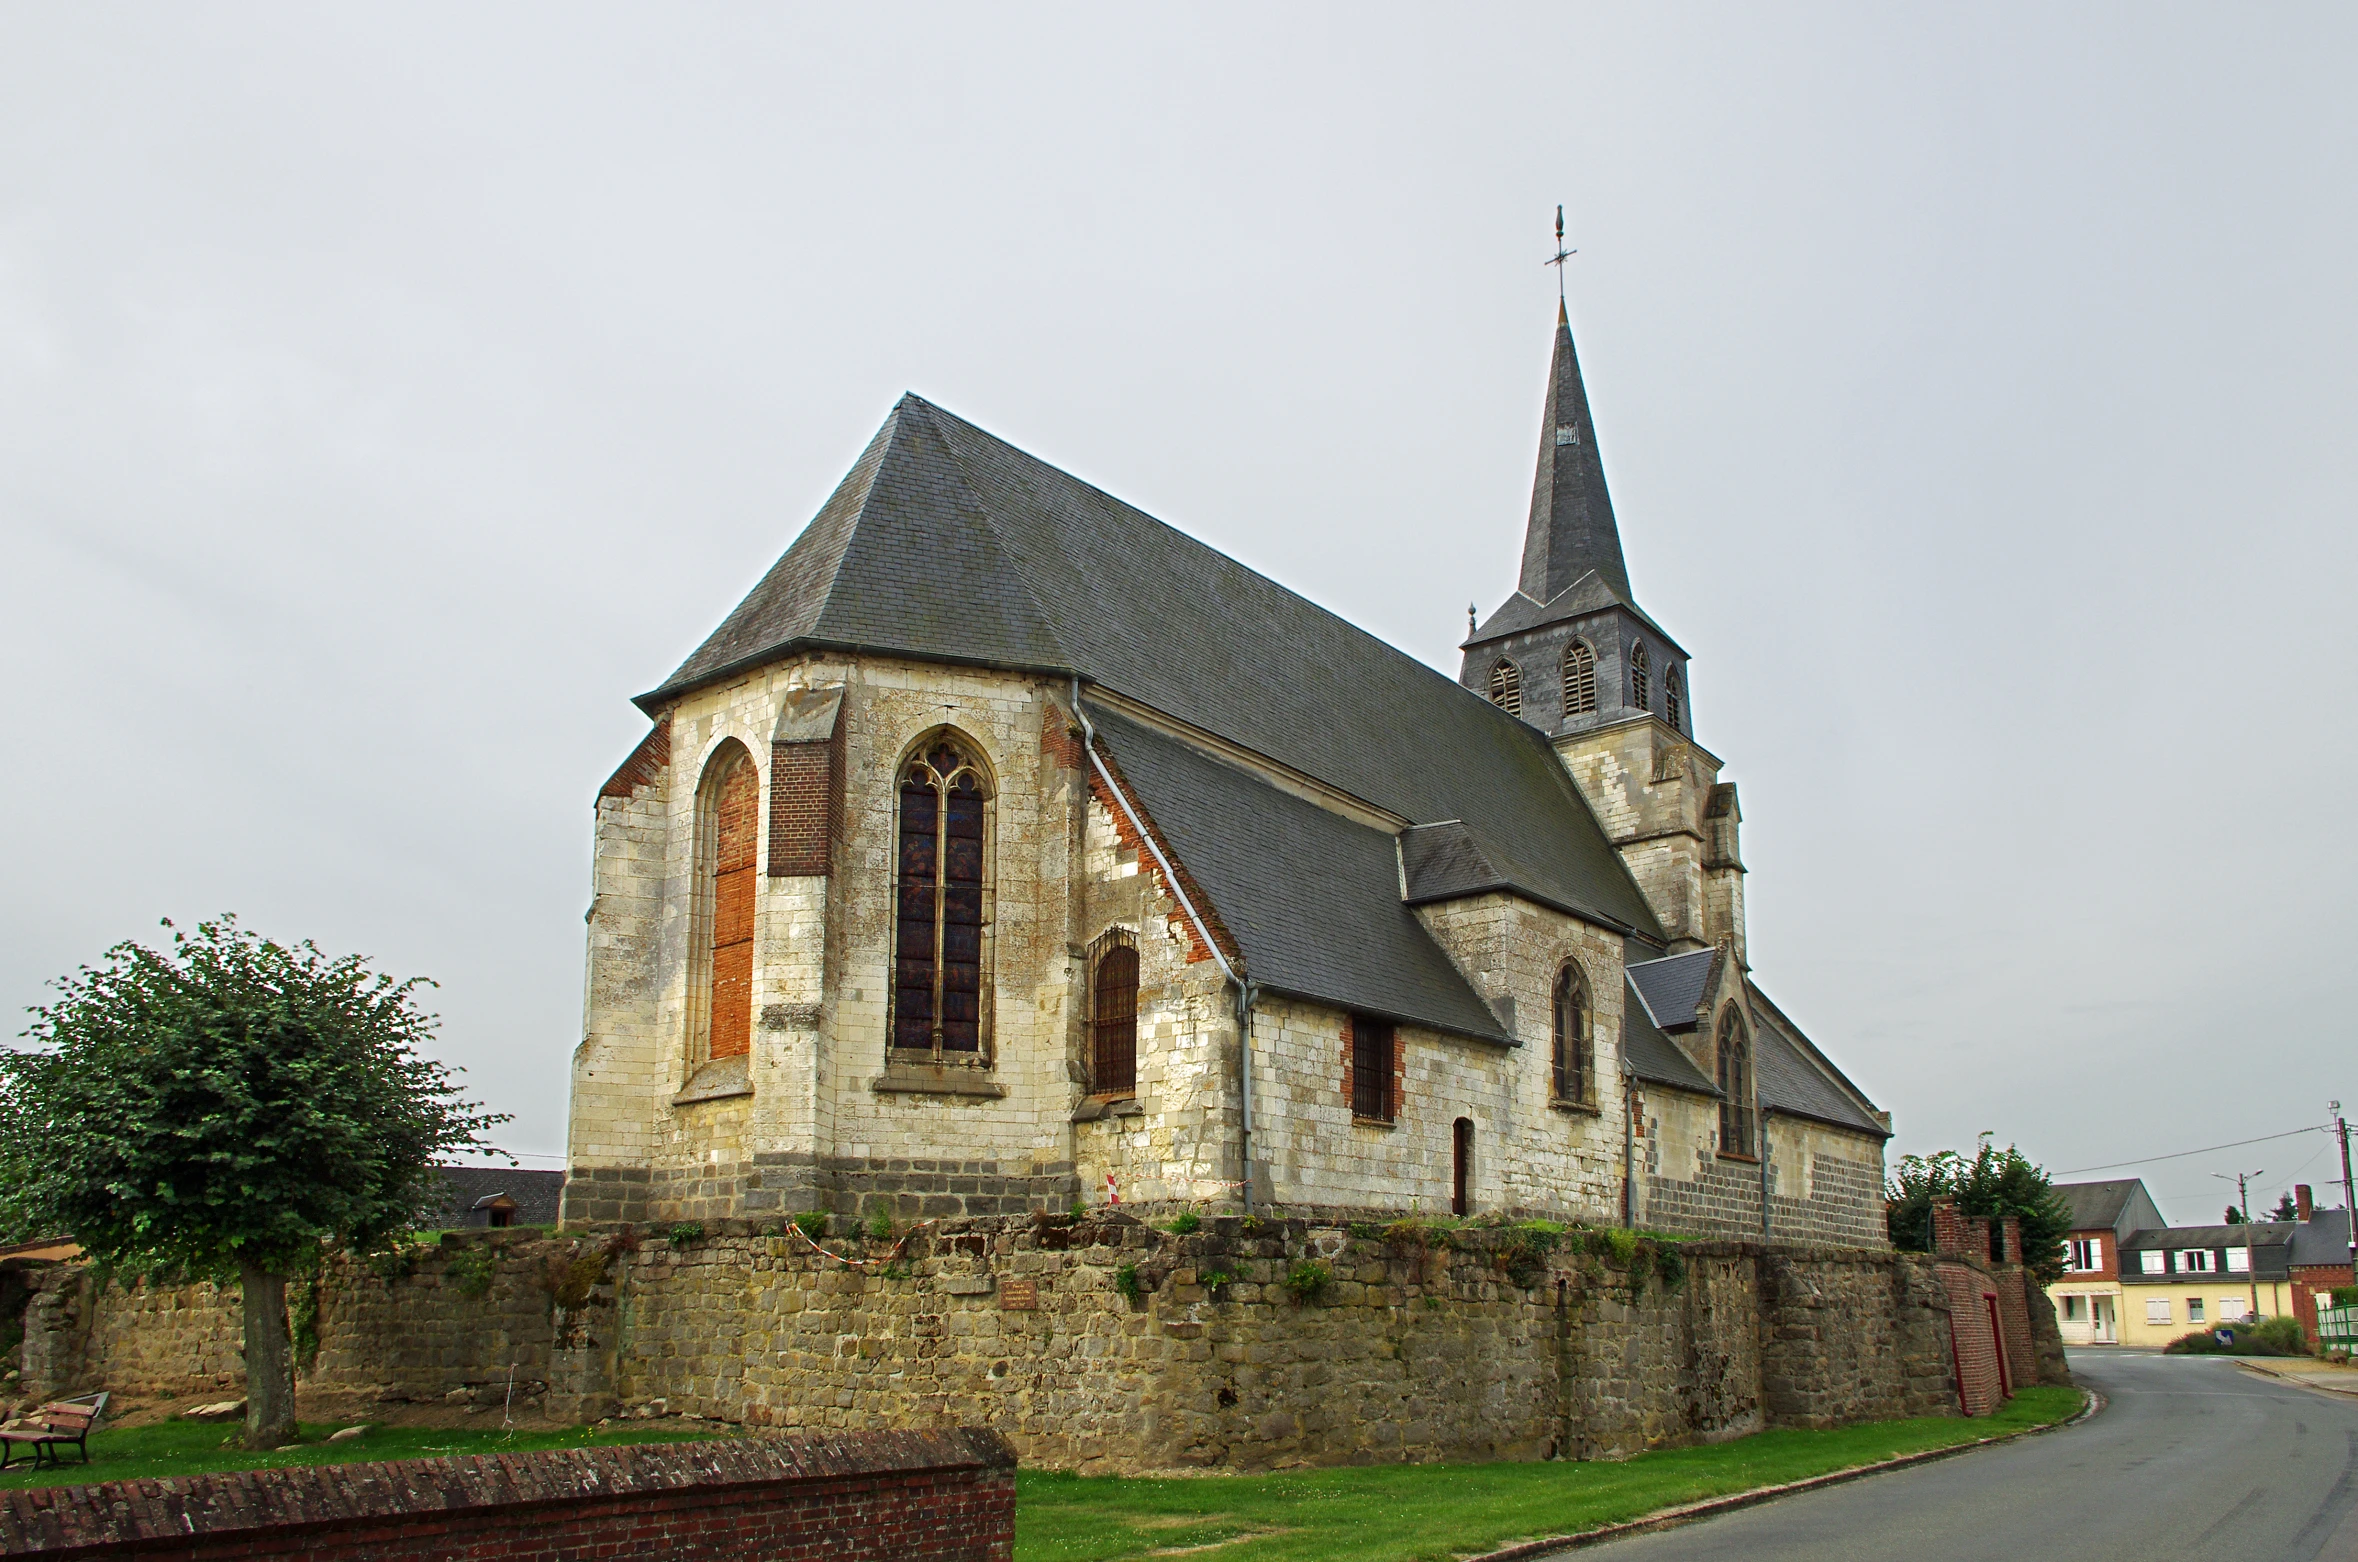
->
left=1885, top=1135, right=2073, bottom=1284
left=2268, top=1191, right=2300, bottom=1223
left=2226, top=1206, right=2247, bottom=1225
left=0, top=918, right=505, bottom=1448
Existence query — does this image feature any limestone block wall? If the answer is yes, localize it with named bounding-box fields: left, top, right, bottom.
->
left=1552, top=719, right=1727, bottom=952
left=1634, top=1090, right=1886, bottom=1246
left=20, top=1218, right=1996, bottom=1471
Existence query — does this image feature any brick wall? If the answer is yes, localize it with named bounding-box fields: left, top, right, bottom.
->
left=767, top=735, right=837, bottom=877
left=0, top=1427, right=1014, bottom=1562
left=1934, top=1261, right=2007, bottom=1416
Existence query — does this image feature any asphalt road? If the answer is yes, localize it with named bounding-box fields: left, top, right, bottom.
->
left=1584, top=1350, right=2358, bottom=1561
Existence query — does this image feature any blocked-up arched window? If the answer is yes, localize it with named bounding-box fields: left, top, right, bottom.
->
left=1630, top=642, right=1651, bottom=711
left=893, top=736, right=990, bottom=1057
left=1091, top=935, right=1139, bottom=1098
left=1551, top=964, right=1592, bottom=1105
left=1487, top=659, right=1523, bottom=718
left=1563, top=641, right=1597, bottom=716
left=1717, top=1008, right=1755, bottom=1157
left=695, top=740, right=758, bottom=1064
left=1665, top=665, right=1683, bottom=730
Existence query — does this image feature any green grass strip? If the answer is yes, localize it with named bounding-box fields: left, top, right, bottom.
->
left=1016, top=1385, right=2082, bottom=1562
left=0, top=1418, right=726, bottom=1491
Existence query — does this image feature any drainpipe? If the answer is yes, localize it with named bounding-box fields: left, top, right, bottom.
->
left=1621, top=1062, right=1636, bottom=1230
left=1071, top=681, right=1259, bottom=1211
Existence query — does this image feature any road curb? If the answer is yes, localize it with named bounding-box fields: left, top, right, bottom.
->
left=1465, top=1388, right=2102, bottom=1561
left=2233, top=1360, right=2358, bottom=1399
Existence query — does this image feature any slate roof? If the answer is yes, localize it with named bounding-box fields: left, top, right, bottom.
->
left=2055, top=1179, right=2147, bottom=1232
left=1517, top=304, right=1632, bottom=605
left=1464, top=569, right=1684, bottom=656
left=2120, top=1221, right=2297, bottom=1281
left=1625, top=949, right=1719, bottom=1033
left=646, top=392, right=1662, bottom=941
left=2289, top=1209, right=2353, bottom=1270
left=434, top=1167, right=564, bottom=1228
left=1744, top=984, right=1887, bottom=1138
left=1622, top=987, right=1717, bottom=1095
left=1085, top=703, right=1511, bottom=1044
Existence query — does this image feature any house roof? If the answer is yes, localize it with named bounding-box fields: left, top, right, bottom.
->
left=644, top=391, right=1664, bottom=943
left=1084, top=703, right=1512, bottom=1045
left=2290, top=1208, right=2354, bottom=1270
left=2055, top=1179, right=2147, bottom=1232
left=2120, top=1221, right=2296, bottom=1253
left=1622, top=986, right=1718, bottom=1095
left=435, top=1167, right=564, bottom=1228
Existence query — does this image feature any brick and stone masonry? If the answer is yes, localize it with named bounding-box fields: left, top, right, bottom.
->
left=0, top=1426, right=1014, bottom=1562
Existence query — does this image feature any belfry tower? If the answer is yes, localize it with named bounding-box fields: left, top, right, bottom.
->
left=1461, top=304, right=1744, bottom=959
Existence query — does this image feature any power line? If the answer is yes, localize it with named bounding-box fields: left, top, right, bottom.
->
left=2054, top=1124, right=2329, bottom=1176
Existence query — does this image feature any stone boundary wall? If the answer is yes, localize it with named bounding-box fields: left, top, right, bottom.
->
left=16, top=1215, right=2068, bottom=1474
left=0, top=1427, right=1014, bottom=1561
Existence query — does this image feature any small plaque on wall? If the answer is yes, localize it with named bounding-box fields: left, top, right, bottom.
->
left=999, top=1279, right=1039, bottom=1311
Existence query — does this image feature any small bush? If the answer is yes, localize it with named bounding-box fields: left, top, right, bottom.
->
left=537, top=1251, right=612, bottom=1314
left=1164, top=1212, right=1201, bottom=1236
left=1114, top=1264, right=1145, bottom=1303
left=1383, top=1218, right=1432, bottom=1249
left=1496, top=1226, right=1561, bottom=1290
left=1284, top=1260, right=1333, bottom=1303
left=1347, top=1222, right=1382, bottom=1240
left=1198, top=1267, right=1234, bottom=1291
left=1652, top=1243, right=1687, bottom=1290
left=866, top=1209, right=894, bottom=1241
left=666, top=1222, right=705, bottom=1249
left=792, top=1211, right=830, bottom=1240
left=2164, top=1317, right=2309, bottom=1357
left=448, top=1244, right=499, bottom=1297
left=2333, top=1286, right=2358, bottom=1308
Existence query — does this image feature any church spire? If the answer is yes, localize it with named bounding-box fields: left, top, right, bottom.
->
left=1516, top=304, right=1631, bottom=606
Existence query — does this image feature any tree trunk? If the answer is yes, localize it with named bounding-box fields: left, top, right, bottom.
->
left=240, top=1260, right=297, bottom=1449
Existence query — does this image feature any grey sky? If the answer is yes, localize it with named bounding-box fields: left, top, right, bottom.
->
left=4, top=6, right=2352, bottom=1217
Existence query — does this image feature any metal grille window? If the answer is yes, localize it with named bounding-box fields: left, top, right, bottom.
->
left=893, top=738, right=989, bottom=1056
left=1664, top=665, right=1682, bottom=729
left=1716, top=1009, right=1754, bottom=1155
left=1630, top=642, right=1651, bottom=711
left=1551, top=964, right=1592, bottom=1105
left=1487, top=659, right=1523, bottom=717
left=1351, top=1017, right=1394, bottom=1121
left=1563, top=641, right=1597, bottom=716
left=1091, top=941, right=1139, bottom=1097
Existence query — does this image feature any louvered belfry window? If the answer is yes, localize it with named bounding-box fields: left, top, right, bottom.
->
left=1351, top=1017, right=1395, bottom=1121
left=1091, top=942, right=1139, bottom=1097
left=1630, top=643, right=1651, bottom=711
left=1552, top=964, right=1592, bottom=1105
left=894, top=738, right=988, bottom=1056
left=702, top=743, right=757, bottom=1062
left=1665, top=665, right=1683, bottom=730
left=1563, top=641, right=1597, bottom=716
left=1487, top=660, right=1523, bottom=717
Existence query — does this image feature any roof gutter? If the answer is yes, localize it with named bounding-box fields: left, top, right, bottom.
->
left=1071, top=680, right=1260, bottom=1214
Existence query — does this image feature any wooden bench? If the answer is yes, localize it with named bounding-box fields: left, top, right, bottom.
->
left=0, top=1392, right=108, bottom=1470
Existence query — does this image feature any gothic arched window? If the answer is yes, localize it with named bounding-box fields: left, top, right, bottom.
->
left=1563, top=641, right=1597, bottom=716
left=1487, top=659, right=1523, bottom=718
left=893, top=736, right=990, bottom=1057
left=1665, top=665, right=1683, bottom=730
left=1091, top=935, right=1139, bottom=1098
left=1716, top=1008, right=1755, bottom=1157
left=1551, top=964, right=1592, bottom=1105
left=694, top=740, right=757, bottom=1065
left=1630, top=642, right=1651, bottom=711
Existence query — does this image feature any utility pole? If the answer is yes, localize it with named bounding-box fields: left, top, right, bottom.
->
left=2214, top=1168, right=2264, bottom=1223
left=2335, top=1102, right=2357, bottom=1277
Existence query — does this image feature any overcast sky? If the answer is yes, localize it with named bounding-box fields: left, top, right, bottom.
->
left=4, top=6, right=2352, bottom=1219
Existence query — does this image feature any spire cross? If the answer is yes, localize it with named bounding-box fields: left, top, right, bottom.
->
left=1544, top=204, right=1576, bottom=304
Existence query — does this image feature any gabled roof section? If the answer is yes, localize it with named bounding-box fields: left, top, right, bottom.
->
left=2055, top=1179, right=2153, bottom=1233
left=645, top=392, right=1662, bottom=940
left=1625, top=948, right=1720, bottom=1034
left=1744, top=983, right=1887, bottom=1138
left=2122, top=1221, right=2296, bottom=1252
left=1084, top=703, right=1511, bottom=1045
left=1464, top=568, right=1683, bottom=656
left=1519, top=303, right=1630, bottom=606
left=1623, top=982, right=1717, bottom=1095
left=2290, top=1208, right=2353, bottom=1269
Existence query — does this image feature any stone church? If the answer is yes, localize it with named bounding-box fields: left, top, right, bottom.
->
left=563, top=304, right=1891, bottom=1244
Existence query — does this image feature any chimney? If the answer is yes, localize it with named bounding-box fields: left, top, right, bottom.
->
left=2298, top=1184, right=2315, bottom=1222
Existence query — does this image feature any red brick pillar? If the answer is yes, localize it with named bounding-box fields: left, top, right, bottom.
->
left=1931, top=1199, right=1966, bottom=1259
left=2001, top=1216, right=2023, bottom=1267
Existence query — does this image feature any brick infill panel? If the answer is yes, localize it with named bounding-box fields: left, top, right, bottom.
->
left=0, top=1426, right=1015, bottom=1560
